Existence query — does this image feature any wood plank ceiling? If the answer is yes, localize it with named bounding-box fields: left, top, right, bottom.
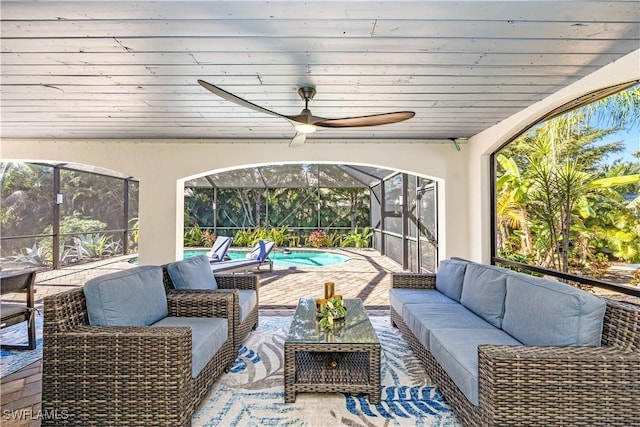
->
left=1, top=1, right=639, bottom=144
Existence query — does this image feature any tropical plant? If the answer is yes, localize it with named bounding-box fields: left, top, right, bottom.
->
left=72, top=233, right=122, bottom=259
left=340, top=226, right=373, bottom=248
left=307, top=230, right=328, bottom=248
left=496, top=84, right=640, bottom=281
left=183, top=224, right=208, bottom=247
left=9, top=243, right=47, bottom=266
left=317, top=297, right=347, bottom=329
left=232, top=228, right=257, bottom=247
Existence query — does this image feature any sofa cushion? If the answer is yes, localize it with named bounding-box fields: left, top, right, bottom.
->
left=404, top=303, right=495, bottom=350
left=84, top=265, right=168, bottom=327
left=151, top=316, right=228, bottom=378
left=460, top=264, right=508, bottom=328
left=167, top=255, right=218, bottom=290
left=238, top=289, right=257, bottom=323
left=502, top=273, right=606, bottom=346
left=430, top=328, right=522, bottom=406
left=389, top=288, right=457, bottom=318
left=435, top=259, right=468, bottom=302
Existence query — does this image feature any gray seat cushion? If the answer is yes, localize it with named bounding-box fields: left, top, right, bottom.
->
left=84, top=265, right=168, bottom=326
left=151, top=316, right=228, bottom=378
left=430, top=328, right=522, bottom=406
left=389, top=288, right=457, bottom=319
left=404, top=303, right=495, bottom=350
left=460, top=263, right=508, bottom=328
left=238, top=289, right=257, bottom=324
left=435, top=259, right=468, bottom=302
left=167, top=255, right=218, bottom=290
left=502, top=273, right=606, bottom=346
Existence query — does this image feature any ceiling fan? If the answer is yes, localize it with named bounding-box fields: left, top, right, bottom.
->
left=197, top=80, right=415, bottom=147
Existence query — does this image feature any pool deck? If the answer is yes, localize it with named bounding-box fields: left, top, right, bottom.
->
left=13, top=247, right=399, bottom=307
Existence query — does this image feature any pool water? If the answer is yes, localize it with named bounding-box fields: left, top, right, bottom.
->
left=185, top=250, right=350, bottom=268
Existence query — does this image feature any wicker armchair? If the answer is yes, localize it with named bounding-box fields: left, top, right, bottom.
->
left=162, top=268, right=259, bottom=349
left=391, top=272, right=640, bottom=427
left=42, top=287, right=236, bottom=427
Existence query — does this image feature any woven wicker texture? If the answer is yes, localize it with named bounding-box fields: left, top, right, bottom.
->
left=42, top=286, right=236, bottom=426
left=390, top=273, right=640, bottom=427
left=284, top=298, right=381, bottom=404
left=162, top=268, right=259, bottom=349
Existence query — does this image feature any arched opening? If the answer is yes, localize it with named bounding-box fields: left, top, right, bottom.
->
left=181, top=162, right=440, bottom=272
left=491, top=81, right=640, bottom=298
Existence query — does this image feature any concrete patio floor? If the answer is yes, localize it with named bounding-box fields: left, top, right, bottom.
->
left=1, top=248, right=401, bottom=426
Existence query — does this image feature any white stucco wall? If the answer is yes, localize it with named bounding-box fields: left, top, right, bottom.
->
left=2, top=49, right=637, bottom=266
left=1, top=140, right=468, bottom=264
left=466, top=49, right=640, bottom=263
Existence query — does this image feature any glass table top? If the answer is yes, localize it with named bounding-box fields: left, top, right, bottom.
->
left=285, top=298, right=379, bottom=345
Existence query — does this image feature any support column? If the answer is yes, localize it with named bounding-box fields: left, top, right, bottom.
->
left=137, top=175, right=183, bottom=265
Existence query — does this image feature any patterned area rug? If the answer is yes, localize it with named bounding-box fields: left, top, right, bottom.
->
left=193, top=316, right=461, bottom=426
left=0, top=314, right=43, bottom=377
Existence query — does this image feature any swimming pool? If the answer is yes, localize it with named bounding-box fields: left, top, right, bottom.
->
left=185, top=249, right=350, bottom=268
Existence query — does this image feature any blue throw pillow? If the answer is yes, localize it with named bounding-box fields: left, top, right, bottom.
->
left=435, top=259, right=468, bottom=302
left=167, top=255, right=218, bottom=290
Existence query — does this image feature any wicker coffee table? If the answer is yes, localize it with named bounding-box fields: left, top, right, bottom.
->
left=284, top=297, right=381, bottom=403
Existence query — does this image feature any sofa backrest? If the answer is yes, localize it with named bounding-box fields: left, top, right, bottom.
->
left=448, top=259, right=607, bottom=346
left=84, top=265, right=168, bottom=326
left=502, top=272, right=606, bottom=346
left=435, top=259, right=467, bottom=302
left=460, top=263, right=508, bottom=328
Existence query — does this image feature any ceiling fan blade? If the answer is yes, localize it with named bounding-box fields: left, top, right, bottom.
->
left=315, top=111, right=415, bottom=128
left=289, top=132, right=307, bottom=147
left=198, top=80, right=288, bottom=119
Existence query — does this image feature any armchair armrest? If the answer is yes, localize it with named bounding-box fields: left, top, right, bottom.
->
left=477, top=344, right=640, bottom=425
left=166, top=289, right=235, bottom=318
left=215, top=273, right=259, bottom=291
left=215, top=273, right=259, bottom=303
left=390, top=272, right=436, bottom=290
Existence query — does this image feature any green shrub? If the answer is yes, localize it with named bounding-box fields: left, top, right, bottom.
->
left=340, top=226, right=373, bottom=248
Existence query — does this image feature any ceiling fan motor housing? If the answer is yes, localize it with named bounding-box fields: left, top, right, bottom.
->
left=297, top=87, right=316, bottom=101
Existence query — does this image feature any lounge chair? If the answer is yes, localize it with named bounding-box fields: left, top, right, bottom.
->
left=210, top=240, right=275, bottom=273
left=206, top=235, right=233, bottom=262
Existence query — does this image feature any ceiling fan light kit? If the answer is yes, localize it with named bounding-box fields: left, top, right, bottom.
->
left=197, top=80, right=415, bottom=147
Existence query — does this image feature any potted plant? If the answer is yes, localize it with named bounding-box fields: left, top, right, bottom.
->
left=317, top=297, right=347, bottom=328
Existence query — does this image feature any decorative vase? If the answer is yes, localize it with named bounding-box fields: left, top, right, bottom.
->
left=324, top=281, right=335, bottom=299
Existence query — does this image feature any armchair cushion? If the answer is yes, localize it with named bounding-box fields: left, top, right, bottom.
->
left=151, top=316, right=228, bottom=378
left=167, top=255, right=218, bottom=290
left=238, top=289, right=257, bottom=323
left=84, top=265, right=168, bottom=326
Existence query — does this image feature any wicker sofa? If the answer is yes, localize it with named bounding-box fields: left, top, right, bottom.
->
left=162, top=255, right=259, bottom=349
left=42, top=265, right=237, bottom=427
left=390, top=259, right=640, bottom=426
